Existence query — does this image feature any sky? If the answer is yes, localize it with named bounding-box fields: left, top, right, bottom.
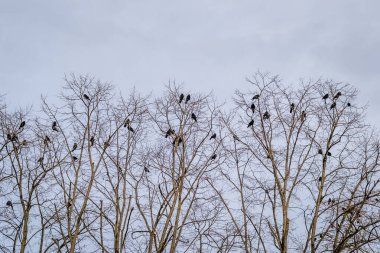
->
left=1, top=0, right=380, bottom=126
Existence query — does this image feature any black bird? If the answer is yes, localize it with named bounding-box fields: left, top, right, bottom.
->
left=233, top=134, right=240, bottom=142
left=247, top=119, right=254, bottom=128
left=318, top=149, right=323, bottom=155
left=144, top=166, right=150, bottom=173
left=172, top=137, right=183, bottom=146
left=290, top=103, right=295, bottom=113
left=19, top=121, right=25, bottom=129
left=90, top=136, right=95, bottom=146
left=319, top=177, right=322, bottom=182
left=327, top=152, right=332, bottom=156
left=83, top=94, right=90, bottom=100
left=252, top=94, right=260, bottom=100
left=301, top=111, right=306, bottom=121
left=328, top=198, right=332, bottom=204
left=333, top=92, right=342, bottom=100
left=322, top=94, right=329, bottom=100
left=211, top=154, right=217, bottom=160
left=6, top=200, right=13, bottom=209
left=185, top=94, right=191, bottom=104
left=52, top=121, right=59, bottom=132
left=127, top=125, right=135, bottom=133
left=104, top=142, right=109, bottom=148
left=330, top=102, right=336, bottom=110
left=123, top=118, right=130, bottom=127
left=165, top=129, right=175, bottom=138
left=72, top=143, right=78, bottom=152
left=191, top=113, right=197, bottom=122
left=179, top=94, right=184, bottom=103
left=37, top=157, right=44, bottom=163
left=250, top=103, right=255, bottom=113
left=72, top=156, right=78, bottom=161
left=7, top=133, right=12, bottom=140
left=210, top=133, right=216, bottom=140
left=347, top=102, right=351, bottom=107
left=263, top=111, right=270, bottom=120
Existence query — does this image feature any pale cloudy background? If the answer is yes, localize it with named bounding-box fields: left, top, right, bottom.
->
left=1, top=1, right=379, bottom=125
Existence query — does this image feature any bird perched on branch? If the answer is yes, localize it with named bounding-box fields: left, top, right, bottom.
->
left=90, top=136, right=95, bottom=146
left=179, top=94, right=184, bottom=103
left=301, top=111, right=306, bottom=121
left=191, top=113, right=197, bottom=122
left=123, top=118, right=130, bottom=127
left=185, top=94, right=191, bottom=104
left=263, top=112, right=270, bottom=120
left=83, top=94, right=90, bottom=100
left=210, top=133, right=216, bottom=140
left=252, top=94, right=260, bottom=100
left=247, top=119, right=254, bottom=128
left=330, top=102, right=336, bottom=110
left=250, top=103, right=255, bottom=113
left=211, top=154, right=217, bottom=160
left=347, top=102, right=351, bottom=107
left=290, top=103, right=295, bottom=113
left=318, top=149, right=323, bottom=155
left=127, top=125, right=135, bottom=133
left=333, top=92, right=342, bottom=100
left=165, top=129, right=175, bottom=138
left=52, top=121, right=59, bottom=132
left=72, top=143, right=77, bottom=152
left=322, top=94, right=329, bottom=100
left=6, top=200, right=13, bottom=210
left=19, top=121, right=25, bottom=129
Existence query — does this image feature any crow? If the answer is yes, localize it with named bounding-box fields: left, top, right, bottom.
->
left=330, top=102, right=336, bottom=110
left=52, top=122, right=59, bottom=132
left=263, top=111, right=270, bottom=120
left=250, top=103, right=255, bottom=113
left=290, top=103, right=295, bottom=113
left=322, top=94, right=329, bottom=100
left=72, top=143, right=78, bottom=152
left=179, top=94, right=184, bottom=103
left=347, top=102, right=351, bottom=107
left=83, top=94, right=90, bottom=100
left=6, top=200, right=13, bottom=209
left=301, top=111, right=306, bottom=121
left=318, top=149, right=323, bottom=155
left=127, top=125, right=135, bottom=133
left=210, top=133, right=216, bottom=140
left=90, top=136, right=95, bottom=146
left=247, top=119, right=254, bottom=128
left=191, top=113, right=197, bottom=122
left=19, top=121, right=25, bottom=129
left=211, top=154, right=217, bottom=160
left=165, top=129, right=175, bottom=138
left=319, top=177, right=322, bottom=182
left=327, top=152, right=332, bottom=156
left=333, top=92, right=342, bottom=100
left=72, top=156, right=78, bottom=161
left=252, top=94, right=260, bottom=100
left=144, top=166, right=150, bottom=173
left=185, top=94, right=191, bottom=104
left=7, top=133, right=12, bottom=140
left=123, top=118, right=130, bottom=127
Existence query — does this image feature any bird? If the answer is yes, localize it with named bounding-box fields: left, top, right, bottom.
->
left=347, top=102, right=351, bottom=107
left=328, top=198, right=332, bottom=204
left=327, top=152, right=332, bottom=156
left=72, top=156, right=78, bottom=161
left=179, top=94, right=184, bottom=103
left=90, top=136, right=95, bottom=146
left=191, top=113, right=197, bottom=122
left=301, top=111, right=306, bottom=121
left=318, top=149, right=323, bottom=155
left=6, top=200, right=13, bottom=209
left=290, top=103, right=295, bottom=113
left=250, top=103, right=255, bottom=113
left=104, top=142, right=109, bottom=148
left=330, top=102, right=336, bottom=110
left=233, top=134, right=240, bottom=142
left=333, top=92, right=342, bottom=100
left=210, top=133, right=216, bottom=140
left=211, top=154, right=217, bottom=160
left=19, top=121, right=25, bottom=129
left=144, top=166, right=150, bottom=173
left=83, top=94, right=90, bottom=100
left=322, top=94, right=329, bottom=100
left=52, top=122, right=59, bottom=132
left=127, top=125, right=135, bottom=133
left=165, top=129, right=175, bottom=138
left=71, top=143, right=77, bottom=152
left=37, top=157, right=44, bottom=163
left=123, top=118, right=130, bottom=127
left=185, top=94, right=191, bottom=104
left=319, top=177, right=322, bottom=182
left=252, top=94, right=260, bottom=100
left=247, top=119, right=254, bottom=128
left=263, top=112, right=270, bottom=120
left=7, top=133, right=12, bottom=140
left=172, top=137, right=183, bottom=146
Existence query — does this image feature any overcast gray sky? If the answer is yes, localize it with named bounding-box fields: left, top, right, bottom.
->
left=1, top=1, right=380, bottom=126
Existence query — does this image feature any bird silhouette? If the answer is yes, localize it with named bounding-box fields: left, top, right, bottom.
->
left=52, top=122, right=59, bottom=132
left=72, top=156, right=78, bottom=161
left=301, top=111, right=306, bottom=121
left=252, top=94, right=260, bottom=100
left=347, top=102, right=351, bottom=107
left=123, top=118, right=130, bottom=127
left=318, top=149, right=323, bottom=155
left=19, top=121, right=25, bottom=129
left=211, top=154, right=217, bottom=160
left=322, top=94, right=329, bottom=100
left=319, top=177, right=322, bottom=182
left=83, top=94, right=90, bottom=100
left=179, top=94, right=184, bottom=103
left=191, top=113, right=197, bottom=122
left=263, top=112, right=270, bottom=120
left=72, top=143, right=77, bottom=152
left=333, top=92, right=342, bottom=100
left=210, top=133, right=216, bottom=140
left=330, top=102, right=336, bottom=110
left=290, top=103, right=295, bottom=113
left=165, top=129, right=175, bottom=138
left=7, top=133, right=12, bottom=140
left=327, top=152, right=332, bottom=156
left=144, top=166, right=150, bottom=173
left=37, top=157, right=44, bottom=163
left=247, top=119, right=254, bottom=128
left=250, top=103, right=255, bottom=113
left=90, top=136, right=95, bottom=146
left=6, top=200, right=13, bottom=209
left=127, top=125, right=135, bottom=133
left=185, top=94, right=191, bottom=104
left=233, top=134, right=240, bottom=141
